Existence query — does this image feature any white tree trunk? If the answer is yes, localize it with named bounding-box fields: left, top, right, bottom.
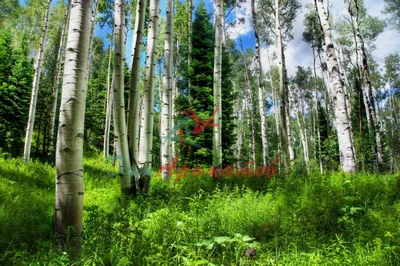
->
left=112, top=0, right=135, bottom=196
left=316, top=0, right=356, bottom=172
left=241, top=44, right=256, bottom=169
left=252, top=0, right=269, bottom=166
left=337, top=46, right=357, bottom=162
left=290, top=85, right=310, bottom=173
left=49, top=1, right=71, bottom=153
left=267, top=46, right=281, bottom=158
left=388, top=78, right=398, bottom=172
left=213, top=0, right=223, bottom=172
left=103, top=41, right=113, bottom=159
left=160, top=0, right=174, bottom=179
left=87, top=0, right=99, bottom=70
left=138, top=0, right=160, bottom=191
left=171, top=73, right=177, bottom=158
left=276, top=0, right=291, bottom=170
left=24, top=0, right=52, bottom=163
left=54, top=0, right=92, bottom=254
left=128, top=0, right=147, bottom=163
left=188, top=0, right=193, bottom=103
left=351, top=0, right=384, bottom=171
left=286, top=93, right=295, bottom=162
left=312, top=47, right=323, bottom=173
left=232, top=81, right=240, bottom=168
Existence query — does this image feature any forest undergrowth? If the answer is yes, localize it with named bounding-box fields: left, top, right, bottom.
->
left=1, top=153, right=400, bottom=265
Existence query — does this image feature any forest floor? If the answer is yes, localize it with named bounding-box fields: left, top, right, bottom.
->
left=1, top=153, right=400, bottom=265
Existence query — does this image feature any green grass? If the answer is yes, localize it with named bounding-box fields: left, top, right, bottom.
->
left=0, top=154, right=400, bottom=265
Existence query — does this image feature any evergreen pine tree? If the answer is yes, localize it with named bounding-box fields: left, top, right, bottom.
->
left=175, top=1, right=236, bottom=168
left=0, top=30, right=33, bottom=156
left=175, top=1, right=214, bottom=167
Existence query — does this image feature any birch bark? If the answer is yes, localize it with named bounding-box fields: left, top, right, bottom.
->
left=161, top=0, right=174, bottom=179
left=138, top=0, right=160, bottom=191
left=213, top=0, right=223, bottom=173
left=49, top=1, right=71, bottom=153
left=128, top=0, right=147, bottom=163
left=24, top=0, right=52, bottom=163
left=252, top=0, right=269, bottom=166
left=112, top=0, right=136, bottom=196
left=54, top=0, right=92, bottom=254
left=316, top=0, right=356, bottom=171
left=276, top=0, right=291, bottom=170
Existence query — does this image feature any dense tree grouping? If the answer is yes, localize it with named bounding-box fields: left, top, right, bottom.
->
left=0, top=0, right=399, bottom=256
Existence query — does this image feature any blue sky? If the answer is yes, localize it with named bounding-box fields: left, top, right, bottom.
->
left=20, top=0, right=399, bottom=82
left=93, top=0, right=255, bottom=67
left=18, top=0, right=256, bottom=68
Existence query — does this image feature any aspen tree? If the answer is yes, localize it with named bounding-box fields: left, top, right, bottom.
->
left=54, top=0, right=92, bottom=253
left=103, top=39, right=113, bottom=159
left=24, top=0, right=52, bottom=163
left=138, top=0, right=160, bottom=191
left=213, top=0, right=223, bottom=174
left=251, top=0, right=269, bottom=167
left=275, top=0, right=291, bottom=169
left=161, top=0, right=174, bottom=179
left=315, top=0, right=356, bottom=171
left=49, top=1, right=71, bottom=152
left=349, top=0, right=384, bottom=171
left=112, top=0, right=136, bottom=196
left=128, top=0, right=147, bottom=162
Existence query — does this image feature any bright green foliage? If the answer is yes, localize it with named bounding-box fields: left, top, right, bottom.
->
left=98, top=0, right=115, bottom=28
left=1, top=156, right=400, bottom=264
left=384, top=53, right=400, bottom=172
left=174, top=0, right=188, bottom=52
left=85, top=42, right=133, bottom=154
left=86, top=37, right=108, bottom=151
left=384, top=0, right=400, bottom=31
left=32, top=1, right=68, bottom=158
left=256, top=0, right=301, bottom=44
left=0, top=0, right=20, bottom=26
left=302, top=6, right=324, bottom=52
left=0, top=30, right=33, bottom=156
left=385, top=53, right=400, bottom=88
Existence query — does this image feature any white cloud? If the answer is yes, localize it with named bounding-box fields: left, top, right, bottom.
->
left=225, top=0, right=253, bottom=39
left=226, top=0, right=399, bottom=76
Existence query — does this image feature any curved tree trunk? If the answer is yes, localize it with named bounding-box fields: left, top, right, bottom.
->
left=128, top=0, right=147, bottom=164
left=112, top=0, right=136, bottom=197
left=103, top=39, right=113, bottom=159
left=24, top=0, right=52, bottom=163
left=54, top=0, right=92, bottom=255
left=316, top=0, right=356, bottom=172
left=138, top=0, right=160, bottom=192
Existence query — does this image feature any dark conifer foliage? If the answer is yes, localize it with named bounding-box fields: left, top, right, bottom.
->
left=175, top=1, right=236, bottom=168
left=0, top=30, right=33, bottom=156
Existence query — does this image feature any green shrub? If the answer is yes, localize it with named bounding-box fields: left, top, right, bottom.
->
left=1, top=156, right=400, bottom=265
